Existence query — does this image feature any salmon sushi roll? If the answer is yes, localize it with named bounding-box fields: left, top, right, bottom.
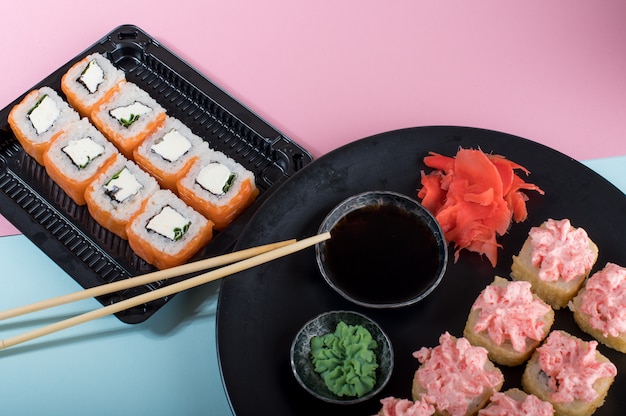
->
left=8, top=86, right=80, bottom=165
left=43, top=118, right=118, bottom=205
left=126, top=189, right=214, bottom=269
left=85, top=153, right=160, bottom=239
left=177, top=150, right=259, bottom=230
left=133, top=116, right=206, bottom=192
left=61, top=52, right=126, bottom=118
left=91, top=82, right=166, bottom=159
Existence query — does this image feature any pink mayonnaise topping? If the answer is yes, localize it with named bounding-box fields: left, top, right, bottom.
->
left=378, top=396, right=435, bottom=416
left=478, top=391, right=554, bottom=416
left=473, top=280, right=551, bottom=352
left=537, top=331, right=617, bottom=403
left=579, top=262, right=626, bottom=337
left=412, top=332, right=503, bottom=416
left=529, top=218, right=595, bottom=282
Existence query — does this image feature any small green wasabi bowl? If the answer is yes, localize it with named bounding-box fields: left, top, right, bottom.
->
left=289, top=310, right=393, bottom=405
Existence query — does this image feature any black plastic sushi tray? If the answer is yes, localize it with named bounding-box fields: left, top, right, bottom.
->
left=0, top=24, right=313, bottom=324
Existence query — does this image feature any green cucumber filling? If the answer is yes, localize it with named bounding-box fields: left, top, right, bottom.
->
left=222, top=174, right=235, bottom=193
left=173, top=225, right=190, bottom=241
left=120, top=114, right=140, bottom=127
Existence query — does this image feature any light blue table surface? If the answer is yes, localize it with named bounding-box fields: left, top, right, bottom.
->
left=0, top=155, right=624, bottom=416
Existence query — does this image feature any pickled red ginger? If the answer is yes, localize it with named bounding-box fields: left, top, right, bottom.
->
left=417, top=148, right=543, bottom=267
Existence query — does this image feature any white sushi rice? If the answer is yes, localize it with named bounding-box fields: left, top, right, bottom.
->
left=10, top=86, right=79, bottom=144
left=135, top=116, right=207, bottom=175
left=86, top=154, right=159, bottom=231
left=127, top=189, right=210, bottom=256
left=62, top=52, right=125, bottom=113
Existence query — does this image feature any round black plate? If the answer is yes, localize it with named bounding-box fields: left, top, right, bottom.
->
left=217, top=126, right=626, bottom=415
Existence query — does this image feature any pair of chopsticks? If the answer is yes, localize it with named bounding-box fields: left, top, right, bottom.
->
left=0, top=232, right=331, bottom=350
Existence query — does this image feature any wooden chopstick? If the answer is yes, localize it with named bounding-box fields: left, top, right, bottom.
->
left=0, top=239, right=296, bottom=322
left=0, top=232, right=331, bottom=350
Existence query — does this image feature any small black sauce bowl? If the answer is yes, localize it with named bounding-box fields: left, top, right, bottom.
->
left=316, top=191, right=448, bottom=309
left=289, top=310, right=394, bottom=405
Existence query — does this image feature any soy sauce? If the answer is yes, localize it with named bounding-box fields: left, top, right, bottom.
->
left=323, top=204, right=440, bottom=305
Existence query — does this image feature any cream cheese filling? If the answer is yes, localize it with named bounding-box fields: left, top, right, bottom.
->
left=109, top=101, right=152, bottom=127
left=62, top=137, right=105, bottom=169
left=146, top=205, right=190, bottom=241
left=104, top=167, right=143, bottom=202
left=150, top=129, right=192, bottom=163
left=28, top=95, right=60, bottom=135
left=78, top=59, right=105, bottom=94
left=196, top=162, right=233, bottom=195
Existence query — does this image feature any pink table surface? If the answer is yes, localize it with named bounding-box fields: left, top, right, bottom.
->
left=1, top=0, right=625, bottom=238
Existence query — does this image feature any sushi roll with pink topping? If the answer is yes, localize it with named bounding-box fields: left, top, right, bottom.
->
left=377, top=396, right=435, bottom=416
left=464, top=276, right=554, bottom=366
left=478, top=389, right=554, bottom=416
left=411, top=332, right=503, bottom=416
left=511, top=219, right=598, bottom=309
left=569, top=262, right=626, bottom=353
left=522, top=330, right=616, bottom=416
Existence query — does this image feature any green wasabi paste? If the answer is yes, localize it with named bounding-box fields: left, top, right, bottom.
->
left=310, top=321, right=378, bottom=398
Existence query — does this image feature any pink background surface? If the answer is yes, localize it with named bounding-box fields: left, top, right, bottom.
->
left=1, top=1, right=625, bottom=236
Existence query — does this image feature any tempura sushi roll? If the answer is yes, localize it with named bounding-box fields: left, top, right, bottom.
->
left=177, top=150, right=259, bottom=230
left=42, top=118, right=118, bottom=205
left=126, top=189, right=214, bottom=269
left=522, top=330, right=616, bottom=416
left=8, top=86, right=80, bottom=165
left=133, top=116, right=206, bottom=192
left=91, top=82, right=166, bottom=159
left=85, top=154, right=159, bottom=239
left=61, top=52, right=126, bottom=118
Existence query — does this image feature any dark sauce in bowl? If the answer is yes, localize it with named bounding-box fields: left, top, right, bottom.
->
left=317, top=191, right=447, bottom=308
